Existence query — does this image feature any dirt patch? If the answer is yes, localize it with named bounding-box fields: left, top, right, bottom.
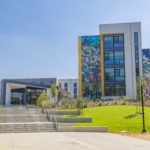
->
left=118, top=133, right=150, bottom=141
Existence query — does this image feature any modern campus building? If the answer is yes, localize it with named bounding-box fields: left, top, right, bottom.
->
left=78, top=22, right=143, bottom=99
left=58, top=79, right=78, bottom=98
left=142, top=48, right=150, bottom=96
left=0, top=78, right=57, bottom=105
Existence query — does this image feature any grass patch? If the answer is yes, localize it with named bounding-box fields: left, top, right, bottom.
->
left=66, top=105, right=150, bottom=133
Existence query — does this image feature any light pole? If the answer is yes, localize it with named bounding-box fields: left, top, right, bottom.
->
left=141, top=84, right=147, bottom=133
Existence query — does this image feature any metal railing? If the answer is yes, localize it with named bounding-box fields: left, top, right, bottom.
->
left=41, top=103, right=58, bottom=131
left=53, top=112, right=58, bottom=130
left=25, top=100, right=28, bottom=110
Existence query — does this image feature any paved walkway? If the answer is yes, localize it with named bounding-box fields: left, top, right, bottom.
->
left=0, top=132, right=150, bottom=150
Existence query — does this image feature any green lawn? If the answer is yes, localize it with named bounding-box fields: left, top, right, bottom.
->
left=69, top=105, right=150, bottom=133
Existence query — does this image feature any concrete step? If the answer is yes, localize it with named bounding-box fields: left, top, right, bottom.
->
left=0, top=116, right=48, bottom=123
left=0, top=122, right=55, bottom=133
left=0, top=106, right=55, bottom=133
left=0, top=110, right=42, bottom=115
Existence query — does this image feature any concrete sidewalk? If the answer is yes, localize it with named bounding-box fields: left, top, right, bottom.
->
left=0, top=132, right=150, bottom=150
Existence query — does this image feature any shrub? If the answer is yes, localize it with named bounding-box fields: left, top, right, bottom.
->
left=83, top=102, right=88, bottom=108
left=42, top=101, right=52, bottom=109
left=98, top=102, right=102, bottom=106
left=76, top=100, right=83, bottom=112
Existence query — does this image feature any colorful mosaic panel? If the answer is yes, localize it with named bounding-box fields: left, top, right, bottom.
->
left=143, top=49, right=150, bottom=96
left=81, top=36, right=101, bottom=98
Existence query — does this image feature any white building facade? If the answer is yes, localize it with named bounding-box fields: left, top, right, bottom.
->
left=99, top=22, right=142, bottom=98
left=58, top=79, right=78, bottom=98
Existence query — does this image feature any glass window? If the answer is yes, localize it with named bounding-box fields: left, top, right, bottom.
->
left=115, top=51, right=124, bottom=59
left=115, top=85, right=125, bottom=96
left=119, top=35, right=124, bottom=43
left=105, top=68, right=114, bottom=76
left=114, top=43, right=123, bottom=48
left=104, top=52, right=113, bottom=60
left=74, top=88, right=77, bottom=93
left=105, top=86, right=115, bottom=96
left=64, top=83, right=68, bottom=87
left=114, top=35, right=124, bottom=48
left=134, top=32, right=139, bottom=79
left=74, top=83, right=77, bottom=87
left=115, top=59, right=124, bottom=65
left=115, top=77, right=125, bottom=81
left=104, top=36, right=113, bottom=49
left=105, top=68, right=114, bottom=82
left=59, top=83, right=62, bottom=88
left=64, top=88, right=68, bottom=92
left=104, top=52, right=114, bottom=65
left=105, top=60, right=114, bottom=65
left=115, top=69, right=120, bottom=76
left=114, top=36, right=119, bottom=43
left=120, top=69, right=125, bottom=76
left=103, top=34, right=125, bottom=96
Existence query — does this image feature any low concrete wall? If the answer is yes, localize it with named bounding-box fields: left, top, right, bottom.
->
left=47, top=110, right=80, bottom=115
left=54, top=111, right=80, bottom=115
left=56, top=117, right=92, bottom=123
left=57, top=126, right=108, bottom=132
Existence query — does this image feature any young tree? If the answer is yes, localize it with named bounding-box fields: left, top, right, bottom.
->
left=136, top=76, right=146, bottom=113
left=51, top=84, right=57, bottom=106
left=76, top=99, right=83, bottom=115
left=36, top=91, right=48, bottom=108
left=136, top=76, right=146, bottom=101
left=58, top=91, right=63, bottom=101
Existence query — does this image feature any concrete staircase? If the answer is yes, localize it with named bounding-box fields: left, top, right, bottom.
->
left=0, top=106, right=55, bottom=133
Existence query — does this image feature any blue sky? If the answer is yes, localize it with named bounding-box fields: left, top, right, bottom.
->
left=0, top=0, right=150, bottom=80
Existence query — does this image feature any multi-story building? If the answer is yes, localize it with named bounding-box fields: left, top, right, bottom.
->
left=79, top=22, right=143, bottom=99
left=58, top=79, right=78, bottom=98
left=142, top=49, right=150, bottom=96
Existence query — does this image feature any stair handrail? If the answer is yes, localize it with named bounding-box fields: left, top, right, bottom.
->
left=25, top=100, right=28, bottom=110
left=41, top=102, right=44, bottom=114
left=47, top=108, right=58, bottom=131
left=41, top=105, right=58, bottom=131
left=53, top=110, right=58, bottom=131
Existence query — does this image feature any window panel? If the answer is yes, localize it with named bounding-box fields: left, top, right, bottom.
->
left=115, top=51, right=124, bottom=59
left=105, top=86, right=115, bottom=96
left=114, top=36, right=119, bottom=43
left=115, top=77, right=125, bottom=81
left=104, top=36, right=113, bottom=49
left=105, top=68, right=114, bottom=76
left=115, top=85, right=125, bottom=96
left=115, top=69, right=120, bottom=76
left=105, top=68, right=114, bottom=82
left=115, top=59, right=124, bottom=65
left=119, top=35, right=124, bottom=43
left=114, top=35, right=124, bottom=48
left=114, top=43, right=124, bottom=48
left=74, top=83, right=77, bottom=87
left=105, top=60, right=114, bottom=65
left=104, top=52, right=113, bottom=60
left=104, top=34, right=125, bottom=96
left=120, top=69, right=125, bottom=76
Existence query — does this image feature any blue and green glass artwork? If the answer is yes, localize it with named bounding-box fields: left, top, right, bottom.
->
left=143, top=49, right=150, bottom=96
left=81, top=36, right=101, bottom=98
